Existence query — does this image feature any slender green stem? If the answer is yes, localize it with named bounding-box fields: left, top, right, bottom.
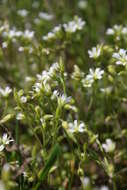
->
left=29, top=124, right=43, bottom=148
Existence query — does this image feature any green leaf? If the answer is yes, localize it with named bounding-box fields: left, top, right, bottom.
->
left=34, top=143, right=61, bottom=190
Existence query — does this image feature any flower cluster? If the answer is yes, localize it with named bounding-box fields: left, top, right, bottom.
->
left=2, top=28, right=34, bottom=40
left=82, top=68, right=104, bottom=88
left=106, top=25, right=127, bottom=36
left=42, top=16, right=85, bottom=41
left=33, top=62, right=60, bottom=94
left=63, top=17, right=85, bottom=33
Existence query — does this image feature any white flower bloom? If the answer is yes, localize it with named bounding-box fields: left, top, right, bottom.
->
left=52, top=25, right=61, bottom=33
left=23, top=30, right=34, bottom=39
left=51, top=90, right=59, bottom=100
left=82, top=77, right=94, bottom=88
left=63, top=17, right=85, bottom=33
left=33, top=82, right=42, bottom=92
left=106, top=24, right=127, bottom=38
left=43, top=32, right=55, bottom=41
left=18, top=46, right=24, bottom=52
left=39, top=12, right=54, bottom=20
left=36, top=62, right=59, bottom=88
left=42, top=25, right=61, bottom=41
left=68, top=120, right=85, bottom=133
left=106, top=28, right=114, bottom=35
left=2, top=27, right=34, bottom=40
left=122, top=27, right=127, bottom=34
left=3, top=28, right=23, bottom=39
left=37, top=71, right=51, bottom=84
left=88, top=46, right=101, bottom=59
left=16, top=113, right=25, bottom=120
left=82, top=68, right=104, bottom=88
left=49, top=62, right=60, bottom=77
left=20, top=96, right=27, bottom=103
left=42, top=17, right=85, bottom=41
left=102, top=139, right=116, bottom=153
left=58, top=94, right=72, bottom=107
left=112, top=49, right=127, bottom=66
left=0, top=133, right=13, bottom=152
left=106, top=25, right=122, bottom=36
left=17, top=9, right=28, bottom=17
left=87, top=68, right=104, bottom=80
left=0, top=86, right=12, bottom=97
left=2, top=42, right=8, bottom=48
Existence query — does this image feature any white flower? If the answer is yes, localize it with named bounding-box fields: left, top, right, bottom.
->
left=20, top=96, right=27, bottom=103
left=52, top=25, right=61, bottom=33
left=2, top=27, right=34, bottom=40
left=3, top=28, right=23, bottom=39
left=102, top=139, right=116, bottom=153
left=112, top=49, right=127, bottom=66
left=122, top=27, right=127, bottom=34
left=88, top=46, right=101, bottom=59
left=49, top=62, right=60, bottom=77
left=63, top=17, right=85, bottom=33
left=82, top=77, right=94, bottom=88
left=58, top=94, right=72, bottom=107
left=17, top=9, right=28, bottom=17
left=0, top=86, right=12, bottom=97
left=106, top=24, right=127, bottom=39
left=37, top=71, right=51, bottom=84
left=106, top=28, right=114, bottom=35
left=106, top=25, right=122, bottom=36
left=82, top=68, right=104, bottom=88
left=23, top=30, right=34, bottom=39
left=0, top=133, right=13, bottom=152
left=18, top=46, right=24, bottom=52
left=43, top=32, right=55, bottom=41
left=87, top=68, right=104, bottom=80
left=42, top=25, right=62, bottom=41
left=51, top=90, right=59, bottom=100
left=2, top=42, right=8, bottom=48
left=68, top=120, right=85, bottom=133
left=42, top=17, right=85, bottom=41
left=33, top=82, right=42, bottom=93
left=16, top=113, right=25, bottom=120
left=39, top=12, right=54, bottom=20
